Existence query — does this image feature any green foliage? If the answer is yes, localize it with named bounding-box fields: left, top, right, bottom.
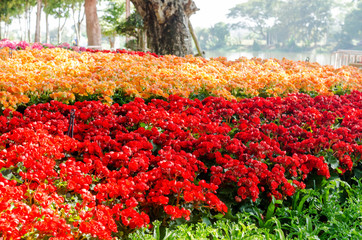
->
left=228, top=0, right=333, bottom=49
left=209, top=22, right=230, bottom=49
left=101, top=0, right=126, bottom=37
left=277, top=178, right=362, bottom=239
left=188, top=88, right=215, bottom=101
left=230, top=88, right=253, bottom=99
left=129, top=178, right=362, bottom=240
left=0, top=0, right=29, bottom=25
left=228, top=0, right=278, bottom=43
left=116, top=11, right=144, bottom=38
left=331, top=83, right=351, bottom=96
left=276, top=0, right=333, bottom=48
left=343, top=1, right=362, bottom=43
left=129, top=214, right=270, bottom=240
left=43, top=0, right=71, bottom=19
left=195, top=22, right=231, bottom=50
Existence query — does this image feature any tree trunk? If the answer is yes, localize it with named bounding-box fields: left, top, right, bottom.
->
left=130, top=0, right=199, bottom=56
left=4, top=22, right=8, bottom=39
left=58, top=16, right=61, bottom=43
left=18, top=15, right=23, bottom=41
left=72, top=5, right=79, bottom=45
left=142, top=30, right=147, bottom=51
left=84, top=0, right=101, bottom=47
left=108, top=36, right=115, bottom=49
left=57, top=17, right=67, bottom=44
left=44, top=0, right=49, bottom=43
left=27, top=6, right=32, bottom=42
left=188, top=19, right=203, bottom=57
left=34, top=0, right=42, bottom=42
left=138, top=29, right=147, bottom=51
left=25, top=2, right=29, bottom=42
left=126, top=0, right=130, bottom=44
left=24, top=8, right=27, bottom=41
left=45, top=12, right=49, bottom=43
left=72, top=3, right=84, bottom=46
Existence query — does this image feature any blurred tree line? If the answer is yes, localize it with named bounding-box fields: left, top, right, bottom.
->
left=0, top=0, right=87, bottom=44
left=198, top=0, right=362, bottom=52
left=1, top=0, right=361, bottom=53
left=0, top=0, right=134, bottom=46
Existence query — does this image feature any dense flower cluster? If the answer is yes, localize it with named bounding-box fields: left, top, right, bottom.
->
left=0, top=39, right=158, bottom=57
left=0, top=92, right=361, bottom=239
left=1, top=44, right=361, bottom=110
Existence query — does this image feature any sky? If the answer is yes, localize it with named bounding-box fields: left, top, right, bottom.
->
left=190, top=0, right=245, bottom=28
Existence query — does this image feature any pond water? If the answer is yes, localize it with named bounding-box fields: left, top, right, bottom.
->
left=206, top=49, right=333, bottom=66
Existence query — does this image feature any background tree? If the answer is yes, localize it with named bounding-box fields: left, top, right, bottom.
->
left=70, top=0, right=85, bottom=46
left=208, top=22, right=230, bottom=49
left=43, top=0, right=71, bottom=43
left=228, top=0, right=333, bottom=50
left=100, top=0, right=125, bottom=49
left=43, top=0, right=50, bottom=43
left=130, top=0, right=199, bottom=56
left=85, top=0, right=101, bottom=46
left=0, top=0, right=19, bottom=39
left=342, top=1, right=362, bottom=48
left=116, top=11, right=146, bottom=50
left=34, top=0, right=42, bottom=42
left=275, top=0, right=333, bottom=48
left=25, top=0, right=37, bottom=42
left=228, top=0, right=278, bottom=46
left=42, top=0, right=84, bottom=44
left=195, top=27, right=211, bottom=50
left=195, top=22, right=230, bottom=50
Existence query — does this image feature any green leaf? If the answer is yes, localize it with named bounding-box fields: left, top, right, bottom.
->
left=274, top=228, right=285, bottom=240
left=152, top=221, right=161, bottom=240
left=202, top=217, right=212, bottom=226
left=297, top=194, right=311, bottom=213
left=328, top=157, right=339, bottom=169
left=214, top=213, right=225, bottom=220
left=353, top=167, right=362, bottom=179
left=266, top=198, right=276, bottom=220
left=306, top=215, right=313, bottom=233
left=292, top=191, right=300, bottom=210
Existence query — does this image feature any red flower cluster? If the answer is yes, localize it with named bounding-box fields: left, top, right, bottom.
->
left=0, top=91, right=360, bottom=239
left=85, top=48, right=159, bottom=58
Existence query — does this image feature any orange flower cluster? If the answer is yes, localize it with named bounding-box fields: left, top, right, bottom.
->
left=0, top=47, right=361, bottom=109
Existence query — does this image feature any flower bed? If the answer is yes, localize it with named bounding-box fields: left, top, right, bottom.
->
left=0, top=46, right=361, bottom=110
left=0, top=92, right=361, bottom=239
left=0, top=39, right=158, bottom=57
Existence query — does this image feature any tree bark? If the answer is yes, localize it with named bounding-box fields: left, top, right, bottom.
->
left=28, top=8, right=31, bottom=43
left=138, top=29, right=146, bottom=51
left=130, top=0, right=199, bottom=56
left=45, top=12, right=49, bottom=43
left=57, top=14, right=67, bottom=44
left=44, top=0, right=49, bottom=43
left=108, top=36, right=115, bottom=49
left=18, top=14, right=23, bottom=41
left=4, top=22, right=9, bottom=39
left=58, top=16, right=61, bottom=43
left=84, top=0, right=101, bottom=47
left=25, top=1, right=32, bottom=43
left=188, top=19, right=203, bottom=57
left=34, top=0, right=42, bottom=42
left=72, top=2, right=85, bottom=46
